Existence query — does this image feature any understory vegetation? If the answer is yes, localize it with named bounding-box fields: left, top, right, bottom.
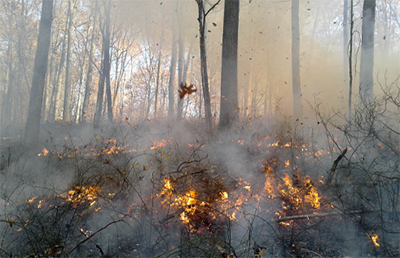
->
left=0, top=99, right=399, bottom=257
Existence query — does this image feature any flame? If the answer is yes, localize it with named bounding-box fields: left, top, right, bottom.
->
left=370, top=233, right=380, bottom=247
left=284, top=160, right=290, bottom=167
left=27, top=196, right=38, bottom=203
left=62, top=185, right=99, bottom=206
left=151, top=138, right=171, bottom=150
left=38, top=148, right=49, bottom=156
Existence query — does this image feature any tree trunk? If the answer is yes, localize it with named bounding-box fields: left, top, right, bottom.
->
left=103, top=0, right=113, bottom=123
left=81, top=1, right=98, bottom=123
left=63, top=0, right=75, bottom=123
left=168, top=28, right=177, bottom=121
left=75, top=55, right=86, bottom=123
left=24, top=0, right=53, bottom=147
left=291, top=0, right=303, bottom=120
left=219, top=0, right=239, bottom=129
left=154, top=30, right=164, bottom=119
left=50, top=15, right=69, bottom=121
left=343, top=0, right=349, bottom=86
left=177, top=11, right=185, bottom=121
left=3, top=42, right=14, bottom=133
left=196, top=0, right=213, bottom=129
left=348, top=0, right=354, bottom=121
left=359, top=0, right=376, bottom=102
left=94, top=48, right=105, bottom=128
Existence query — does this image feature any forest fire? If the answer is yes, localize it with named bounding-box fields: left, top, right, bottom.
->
left=154, top=137, right=327, bottom=235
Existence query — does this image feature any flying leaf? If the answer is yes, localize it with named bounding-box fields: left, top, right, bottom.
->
left=178, top=82, right=197, bottom=99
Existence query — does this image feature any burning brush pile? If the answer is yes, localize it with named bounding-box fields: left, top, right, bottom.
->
left=0, top=122, right=398, bottom=257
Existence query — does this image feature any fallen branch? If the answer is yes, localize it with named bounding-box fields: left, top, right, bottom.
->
left=273, top=209, right=375, bottom=222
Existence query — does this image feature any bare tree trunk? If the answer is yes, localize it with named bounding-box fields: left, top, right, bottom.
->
left=75, top=55, right=86, bottom=123
left=195, top=0, right=218, bottom=129
left=154, top=26, right=164, bottom=119
left=50, top=16, right=69, bottom=121
left=168, top=28, right=177, bottom=121
left=219, top=0, right=239, bottom=129
left=81, top=1, right=98, bottom=122
left=177, top=11, right=185, bottom=121
left=343, top=0, right=349, bottom=87
left=63, top=0, right=75, bottom=123
left=359, top=0, right=376, bottom=102
left=348, top=0, right=354, bottom=121
left=24, top=0, right=53, bottom=147
left=94, top=47, right=105, bottom=128
left=250, top=71, right=257, bottom=115
left=291, top=0, right=303, bottom=121
left=43, top=38, right=56, bottom=123
left=3, top=42, right=14, bottom=133
left=103, top=0, right=113, bottom=123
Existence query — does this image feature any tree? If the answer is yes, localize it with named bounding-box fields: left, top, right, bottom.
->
left=103, top=0, right=113, bottom=123
left=195, top=0, right=220, bottom=129
left=63, top=0, right=76, bottom=123
left=24, top=0, right=53, bottom=147
left=94, top=0, right=113, bottom=127
left=81, top=1, right=98, bottom=122
left=176, top=7, right=185, bottom=121
left=219, top=0, right=239, bottom=129
left=291, top=0, right=303, bottom=121
left=359, top=0, right=376, bottom=102
left=168, top=26, right=177, bottom=121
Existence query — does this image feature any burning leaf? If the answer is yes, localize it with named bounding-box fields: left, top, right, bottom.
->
left=178, top=82, right=197, bottom=99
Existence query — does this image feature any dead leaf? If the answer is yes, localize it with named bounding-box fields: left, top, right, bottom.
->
left=178, top=83, right=197, bottom=99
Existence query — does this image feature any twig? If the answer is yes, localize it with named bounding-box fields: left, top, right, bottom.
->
left=66, top=218, right=124, bottom=255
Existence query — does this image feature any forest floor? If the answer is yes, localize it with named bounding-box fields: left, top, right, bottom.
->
left=0, top=117, right=398, bottom=257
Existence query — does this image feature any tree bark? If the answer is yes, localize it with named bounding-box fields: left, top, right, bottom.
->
left=348, top=0, right=354, bottom=122
left=24, top=0, right=53, bottom=147
left=177, top=14, right=185, bottom=121
left=291, top=0, right=303, bottom=121
left=359, top=0, right=376, bottom=102
left=63, top=0, right=75, bottom=123
left=51, top=15, right=69, bottom=121
left=219, top=0, right=239, bottom=129
left=168, top=27, right=177, bottom=121
left=81, top=1, right=98, bottom=123
left=154, top=23, right=164, bottom=119
left=103, top=0, right=113, bottom=123
left=196, top=0, right=217, bottom=129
